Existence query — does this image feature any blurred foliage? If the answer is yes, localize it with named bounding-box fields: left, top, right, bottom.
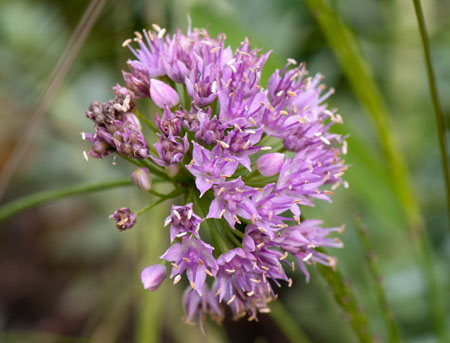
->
left=0, top=0, right=449, bottom=342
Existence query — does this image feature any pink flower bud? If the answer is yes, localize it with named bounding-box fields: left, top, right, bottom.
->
left=131, top=167, right=152, bottom=191
left=256, top=153, right=284, bottom=177
left=141, top=264, right=167, bottom=291
left=150, top=79, right=180, bottom=109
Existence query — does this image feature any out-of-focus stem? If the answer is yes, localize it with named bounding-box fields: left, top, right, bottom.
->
left=0, top=178, right=132, bottom=223
left=317, top=250, right=373, bottom=343
left=270, top=301, right=311, bottom=343
left=412, top=0, right=450, bottom=229
left=353, top=215, right=400, bottom=343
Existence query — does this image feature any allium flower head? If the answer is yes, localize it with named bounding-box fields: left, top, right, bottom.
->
left=84, top=22, right=348, bottom=327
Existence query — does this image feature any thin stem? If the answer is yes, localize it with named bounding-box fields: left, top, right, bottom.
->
left=137, top=189, right=183, bottom=216
left=119, top=155, right=170, bottom=181
left=270, top=301, right=311, bottom=343
left=412, top=0, right=450, bottom=229
left=317, top=251, right=374, bottom=343
left=0, top=178, right=132, bottom=223
left=353, top=215, right=400, bottom=343
left=134, top=109, right=159, bottom=133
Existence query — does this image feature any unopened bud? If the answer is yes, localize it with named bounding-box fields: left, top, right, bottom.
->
left=256, top=153, right=284, bottom=177
left=150, top=79, right=180, bottom=109
left=141, top=264, right=167, bottom=291
left=131, top=167, right=152, bottom=191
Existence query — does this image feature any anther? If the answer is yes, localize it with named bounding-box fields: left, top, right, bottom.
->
left=173, top=210, right=181, bottom=220
left=227, top=295, right=236, bottom=305
left=217, top=140, right=230, bottom=149
left=83, top=151, right=89, bottom=161
left=280, top=251, right=289, bottom=260
left=303, top=252, right=313, bottom=262
left=122, top=38, right=132, bottom=47
left=173, top=275, right=182, bottom=284
left=152, top=24, right=161, bottom=32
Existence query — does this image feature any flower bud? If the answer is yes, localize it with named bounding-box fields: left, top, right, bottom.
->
left=109, top=207, right=137, bottom=231
left=141, top=264, right=167, bottom=291
left=131, top=167, right=152, bottom=191
left=150, top=79, right=180, bottom=109
left=256, top=153, right=284, bottom=177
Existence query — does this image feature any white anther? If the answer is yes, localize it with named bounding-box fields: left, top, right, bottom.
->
left=83, top=151, right=89, bottom=161
left=173, top=210, right=181, bottom=220
left=303, top=253, right=313, bottom=262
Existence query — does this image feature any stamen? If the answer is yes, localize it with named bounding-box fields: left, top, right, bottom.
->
left=173, top=275, right=182, bottom=284
left=187, top=159, right=195, bottom=168
left=83, top=151, right=89, bottom=161
left=171, top=263, right=179, bottom=269
left=287, top=58, right=297, bottom=65
left=122, top=38, right=132, bottom=47
left=217, top=140, right=230, bottom=149
left=288, top=278, right=293, bottom=287
left=217, top=187, right=226, bottom=196
left=173, top=210, right=181, bottom=220
left=187, top=209, right=193, bottom=220
left=280, top=251, right=289, bottom=260
left=152, top=23, right=161, bottom=32
left=183, top=257, right=190, bottom=262
left=227, top=295, right=236, bottom=305
left=303, top=252, right=313, bottom=262
left=250, top=278, right=261, bottom=284
left=219, top=209, right=226, bottom=218
left=257, top=226, right=267, bottom=233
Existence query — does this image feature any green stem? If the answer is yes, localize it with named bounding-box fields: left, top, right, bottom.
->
left=270, top=301, right=311, bottom=343
left=137, top=189, right=183, bottom=216
left=412, top=0, right=450, bottom=229
left=353, top=216, right=400, bottom=343
left=0, top=178, right=133, bottom=223
left=120, top=155, right=170, bottom=181
left=317, top=250, right=374, bottom=343
left=134, top=109, right=159, bottom=133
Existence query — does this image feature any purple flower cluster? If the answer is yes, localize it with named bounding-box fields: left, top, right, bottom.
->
left=85, top=24, right=348, bottom=327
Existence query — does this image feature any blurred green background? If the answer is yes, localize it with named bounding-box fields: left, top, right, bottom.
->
left=0, top=0, right=449, bottom=342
